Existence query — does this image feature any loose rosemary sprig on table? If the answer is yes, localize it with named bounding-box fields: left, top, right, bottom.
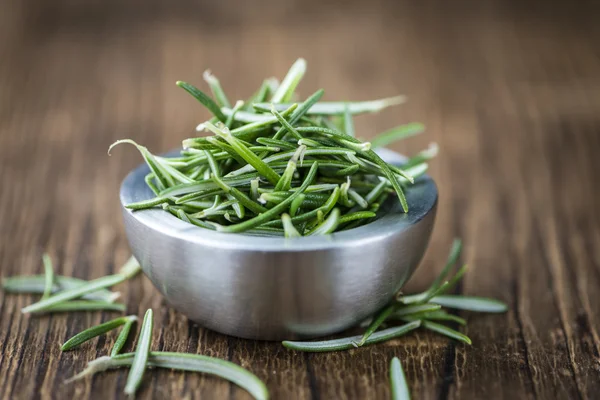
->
left=1, top=254, right=139, bottom=314
left=113, top=58, right=435, bottom=236
left=66, top=308, right=269, bottom=400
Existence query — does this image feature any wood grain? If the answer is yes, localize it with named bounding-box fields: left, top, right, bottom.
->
left=1, top=0, right=599, bottom=399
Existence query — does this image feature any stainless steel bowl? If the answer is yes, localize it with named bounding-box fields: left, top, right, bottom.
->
left=120, top=148, right=437, bottom=340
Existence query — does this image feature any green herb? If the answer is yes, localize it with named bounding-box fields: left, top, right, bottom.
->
left=282, top=214, right=301, bottom=238
left=115, top=60, right=435, bottom=235
left=68, top=352, right=269, bottom=400
left=124, top=308, right=153, bottom=396
left=41, top=253, right=54, bottom=300
left=203, top=70, right=231, bottom=108
left=371, top=123, right=425, bottom=149
left=254, top=95, right=407, bottom=115
left=390, top=357, right=410, bottom=400
left=111, top=316, right=138, bottom=356
left=21, top=256, right=140, bottom=314
left=271, top=58, right=306, bottom=103
left=354, top=304, right=396, bottom=347
left=430, top=295, right=508, bottom=313
left=282, top=321, right=421, bottom=352
left=61, top=315, right=137, bottom=351
left=419, top=320, right=472, bottom=345
left=177, top=81, right=226, bottom=122
left=33, top=300, right=126, bottom=313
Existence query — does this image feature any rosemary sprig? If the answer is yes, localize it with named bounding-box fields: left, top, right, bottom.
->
left=21, top=256, right=140, bottom=314
left=68, top=352, right=269, bottom=400
left=115, top=59, right=433, bottom=236
left=61, top=315, right=137, bottom=351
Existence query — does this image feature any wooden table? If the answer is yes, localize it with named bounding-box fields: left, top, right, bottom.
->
left=1, top=1, right=599, bottom=398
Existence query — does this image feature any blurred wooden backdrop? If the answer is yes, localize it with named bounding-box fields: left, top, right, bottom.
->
left=1, top=0, right=600, bottom=399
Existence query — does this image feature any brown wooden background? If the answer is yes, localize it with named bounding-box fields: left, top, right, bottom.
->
left=1, top=0, right=600, bottom=399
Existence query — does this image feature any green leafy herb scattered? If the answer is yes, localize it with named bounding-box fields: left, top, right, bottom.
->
left=68, top=352, right=269, bottom=400
left=20, top=256, right=139, bottom=314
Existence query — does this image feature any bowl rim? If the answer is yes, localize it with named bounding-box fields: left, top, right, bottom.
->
left=120, top=148, right=438, bottom=252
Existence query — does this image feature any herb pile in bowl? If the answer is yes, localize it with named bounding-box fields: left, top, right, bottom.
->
left=112, top=58, right=436, bottom=236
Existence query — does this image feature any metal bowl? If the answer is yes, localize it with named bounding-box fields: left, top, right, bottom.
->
left=120, top=148, right=437, bottom=340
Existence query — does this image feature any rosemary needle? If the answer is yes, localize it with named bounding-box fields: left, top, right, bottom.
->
left=68, top=352, right=269, bottom=400
left=282, top=321, right=421, bottom=352
left=61, top=315, right=137, bottom=351
left=41, top=253, right=54, bottom=300
left=36, top=300, right=126, bottom=314
left=124, top=308, right=153, bottom=396
left=111, top=316, right=138, bottom=356
left=355, top=303, right=396, bottom=347
left=390, top=357, right=410, bottom=400
left=430, top=295, right=508, bottom=313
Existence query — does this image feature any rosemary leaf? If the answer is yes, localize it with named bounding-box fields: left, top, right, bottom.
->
left=111, top=316, right=138, bottom=356
left=355, top=303, right=396, bottom=347
left=371, top=122, right=425, bottom=149
left=255, top=95, right=406, bottom=115
left=343, top=103, right=355, bottom=137
left=282, top=214, right=301, bottom=238
left=282, top=321, right=421, bottom=353
left=109, top=139, right=175, bottom=189
left=390, top=357, right=410, bottom=400
left=124, top=309, right=153, bottom=396
left=35, top=301, right=126, bottom=313
left=430, top=295, right=508, bottom=313
left=306, top=208, right=341, bottom=236
left=61, top=315, right=137, bottom=351
left=420, top=320, right=472, bottom=345
left=203, top=70, right=231, bottom=108
left=271, top=58, right=306, bottom=103
left=419, top=310, right=467, bottom=326
left=41, top=253, right=54, bottom=300
left=176, top=81, right=226, bottom=122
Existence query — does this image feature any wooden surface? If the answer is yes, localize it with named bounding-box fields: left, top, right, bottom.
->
left=1, top=1, right=600, bottom=399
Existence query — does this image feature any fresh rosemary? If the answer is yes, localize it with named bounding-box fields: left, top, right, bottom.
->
left=113, top=58, right=434, bottom=236
left=390, top=357, right=410, bottom=400
left=2, top=254, right=137, bottom=314
left=67, top=308, right=269, bottom=400
left=61, top=315, right=138, bottom=351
